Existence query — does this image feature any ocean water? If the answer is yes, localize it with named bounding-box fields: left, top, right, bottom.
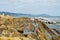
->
left=47, top=17, right=60, bottom=28
left=46, top=24, right=60, bottom=29
left=44, top=17, right=60, bottom=29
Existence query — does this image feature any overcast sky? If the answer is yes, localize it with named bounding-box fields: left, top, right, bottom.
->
left=0, top=0, right=60, bottom=16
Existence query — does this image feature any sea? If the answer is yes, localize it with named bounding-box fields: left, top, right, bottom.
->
left=41, top=16, right=60, bottom=28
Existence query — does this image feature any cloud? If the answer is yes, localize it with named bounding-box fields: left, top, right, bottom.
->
left=0, top=0, right=60, bottom=16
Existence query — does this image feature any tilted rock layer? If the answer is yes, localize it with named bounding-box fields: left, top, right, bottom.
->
left=0, top=14, right=60, bottom=40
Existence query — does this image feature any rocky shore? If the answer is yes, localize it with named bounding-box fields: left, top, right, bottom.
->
left=0, top=14, right=60, bottom=40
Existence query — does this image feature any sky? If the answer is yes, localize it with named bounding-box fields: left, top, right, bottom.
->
left=0, top=0, right=60, bottom=16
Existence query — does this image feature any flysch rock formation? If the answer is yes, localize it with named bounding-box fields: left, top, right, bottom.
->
left=0, top=14, right=60, bottom=40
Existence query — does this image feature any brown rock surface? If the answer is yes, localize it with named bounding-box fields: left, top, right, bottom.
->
left=0, top=14, right=60, bottom=40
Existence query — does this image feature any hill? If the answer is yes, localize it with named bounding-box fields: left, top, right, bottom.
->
left=0, top=12, right=50, bottom=17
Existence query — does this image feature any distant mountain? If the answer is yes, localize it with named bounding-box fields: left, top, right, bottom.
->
left=35, top=14, right=50, bottom=17
left=0, top=12, right=30, bottom=15
left=0, top=12, right=32, bottom=17
left=40, top=14, right=50, bottom=16
left=0, top=12, right=50, bottom=17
